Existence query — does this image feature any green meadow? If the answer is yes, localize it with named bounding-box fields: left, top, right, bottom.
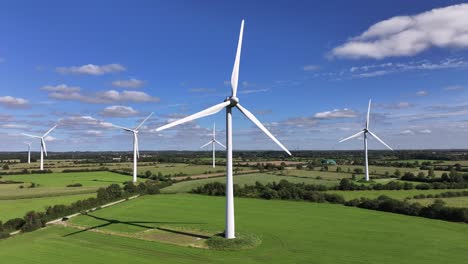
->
left=0, top=194, right=467, bottom=263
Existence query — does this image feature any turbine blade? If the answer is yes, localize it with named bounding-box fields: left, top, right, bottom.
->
left=368, top=130, right=393, bottom=151
left=43, top=124, right=57, bottom=137
left=41, top=138, right=48, bottom=157
left=339, top=130, right=364, bottom=143
left=111, top=124, right=134, bottom=132
left=135, top=112, right=154, bottom=130
left=200, top=141, right=213, bottom=149
left=21, top=133, right=41, bottom=139
left=213, top=123, right=216, bottom=139
left=156, top=101, right=230, bottom=132
left=214, top=139, right=226, bottom=149
left=236, top=103, right=291, bottom=156
left=366, top=99, right=371, bottom=129
left=231, top=20, right=244, bottom=97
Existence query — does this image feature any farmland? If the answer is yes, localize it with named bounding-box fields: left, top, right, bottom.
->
left=1, top=194, right=468, bottom=263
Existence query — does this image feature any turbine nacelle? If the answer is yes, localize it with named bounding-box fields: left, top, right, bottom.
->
left=225, top=96, right=239, bottom=107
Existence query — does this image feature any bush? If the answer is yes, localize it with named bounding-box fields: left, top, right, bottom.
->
left=0, top=232, right=10, bottom=239
left=66, top=183, right=83, bottom=187
left=206, top=233, right=261, bottom=250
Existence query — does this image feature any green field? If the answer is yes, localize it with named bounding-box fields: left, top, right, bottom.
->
left=415, top=196, right=468, bottom=207
left=327, top=189, right=468, bottom=201
left=0, top=193, right=96, bottom=221
left=1, top=194, right=468, bottom=263
left=163, top=173, right=339, bottom=193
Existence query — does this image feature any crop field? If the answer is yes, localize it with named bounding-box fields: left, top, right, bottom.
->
left=1, top=194, right=467, bottom=263
left=162, top=172, right=339, bottom=193
left=0, top=193, right=96, bottom=221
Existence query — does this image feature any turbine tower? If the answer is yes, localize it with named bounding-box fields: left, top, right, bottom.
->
left=25, top=142, right=32, bottom=164
left=339, top=99, right=393, bottom=181
left=156, top=20, right=291, bottom=239
left=22, top=125, right=57, bottom=170
left=200, top=123, right=226, bottom=168
left=110, top=112, right=153, bottom=183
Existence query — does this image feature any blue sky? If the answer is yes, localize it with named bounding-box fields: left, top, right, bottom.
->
left=1, top=0, right=468, bottom=152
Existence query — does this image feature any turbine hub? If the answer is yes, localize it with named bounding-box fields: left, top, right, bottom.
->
left=225, top=96, right=239, bottom=106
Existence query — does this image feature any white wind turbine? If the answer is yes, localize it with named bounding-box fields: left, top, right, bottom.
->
left=156, top=20, right=291, bottom=239
left=200, top=123, right=226, bottom=168
left=110, top=112, right=153, bottom=183
left=339, top=99, right=393, bottom=181
left=25, top=142, right=32, bottom=164
left=22, top=125, right=57, bottom=170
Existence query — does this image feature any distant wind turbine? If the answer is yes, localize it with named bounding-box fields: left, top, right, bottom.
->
left=25, top=142, right=32, bottom=164
left=22, top=125, right=57, bottom=170
left=339, top=99, right=393, bottom=181
left=156, top=20, right=291, bottom=239
left=200, top=123, right=226, bottom=168
left=110, top=112, right=153, bottom=183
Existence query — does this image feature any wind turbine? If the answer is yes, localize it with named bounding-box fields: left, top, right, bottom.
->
left=156, top=20, right=291, bottom=239
left=22, top=125, right=57, bottom=170
left=110, top=112, right=153, bottom=183
left=339, top=99, right=393, bottom=181
left=200, top=123, right=226, bottom=168
left=24, top=142, right=32, bottom=164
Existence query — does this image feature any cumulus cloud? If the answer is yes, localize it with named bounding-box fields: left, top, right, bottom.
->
left=111, top=79, right=144, bottom=89
left=400, top=129, right=415, bottom=135
left=41, top=84, right=81, bottom=93
left=314, top=108, right=358, bottom=119
left=331, top=4, right=468, bottom=59
left=419, top=129, right=432, bottom=134
left=56, top=63, right=126, bottom=75
left=0, top=96, right=30, bottom=108
left=44, top=85, right=159, bottom=104
left=100, top=105, right=139, bottom=117
left=58, top=116, right=113, bottom=130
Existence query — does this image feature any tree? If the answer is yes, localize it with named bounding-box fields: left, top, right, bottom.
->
left=428, top=168, right=435, bottom=178
left=394, top=169, right=401, bottom=177
left=2, top=164, right=9, bottom=170
left=145, top=170, right=152, bottom=177
left=336, top=167, right=342, bottom=173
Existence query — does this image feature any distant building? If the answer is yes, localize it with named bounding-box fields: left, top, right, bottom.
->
left=321, top=159, right=337, bottom=165
left=112, top=157, right=122, bottom=162
left=1, top=159, right=21, bottom=163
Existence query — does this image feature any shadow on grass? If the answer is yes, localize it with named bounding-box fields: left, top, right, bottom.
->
left=63, top=214, right=206, bottom=238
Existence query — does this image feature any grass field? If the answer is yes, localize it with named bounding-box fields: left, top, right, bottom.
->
left=0, top=193, right=96, bottom=221
left=327, top=189, right=468, bottom=201
left=1, top=194, right=468, bottom=263
left=163, top=173, right=339, bottom=193
left=414, top=196, right=468, bottom=207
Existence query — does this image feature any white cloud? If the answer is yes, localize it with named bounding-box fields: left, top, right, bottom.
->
left=0, top=96, right=30, bottom=108
left=239, top=88, right=270, bottom=94
left=419, top=129, right=432, bottom=134
left=444, top=85, right=464, bottom=91
left=111, top=79, right=144, bottom=89
left=314, top=108, right=358, bottom=119
left=189, top=88, right=216, bottom=93
left=416, top=90, right=428, bottom=96
left=378, top=102, right=414, bottom=109
left=331, top=4, right=468, bottom=59
left=84, top=130, right=103, bottom=136
left=0, top=124, right=27, bottom=129
left=58, top=116, right=113, bottom=130
left=41, top=84, right=80, bottom=93
left=56, top=63, right=126, bottom=75
left=45, top=87, right=159, bottom=104
left=400, top=129, right=415, bottom=135
left=303, top=65, right=320, bottom=71
left=101, top=105, right=139, bottom=117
